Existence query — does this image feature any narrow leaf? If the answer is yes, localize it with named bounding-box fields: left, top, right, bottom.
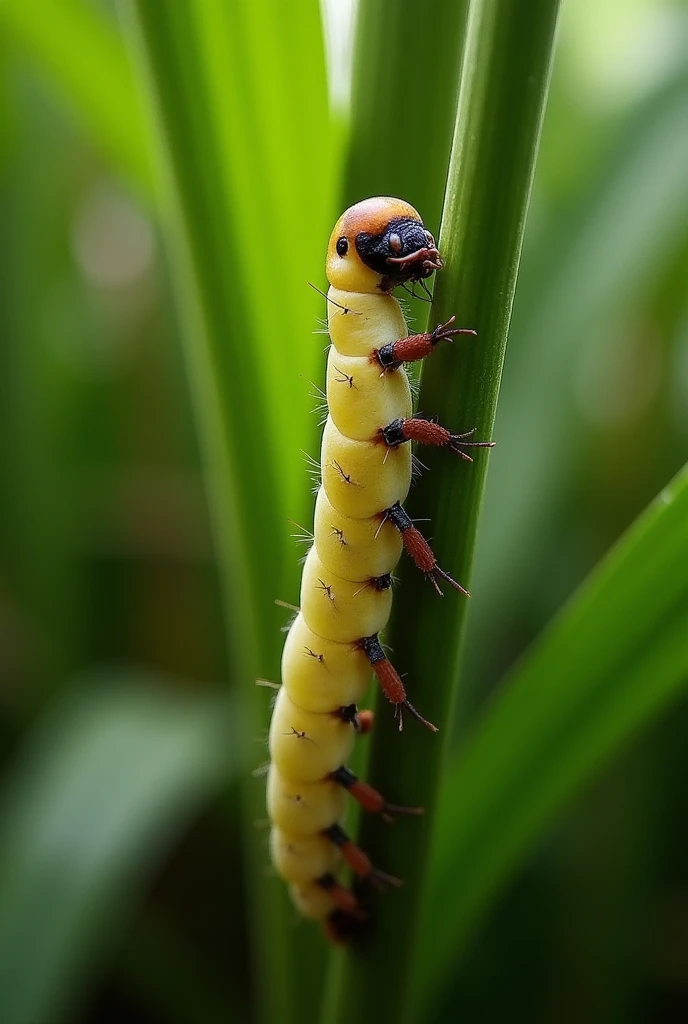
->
left=341, top=0, right=470, bottom=337
left=322, top=1, right=561, bottom=1021
left=0, top=0, right=151, bottom=191
left=0, top=679, right=235, bottom=1024
left=122, top=3, right=335, bottom=1022
left=420, top=463, right=688, bottom=1004
left=474, top=74, right=688, bottom=638
left=343, top=0, right=470, bottom=232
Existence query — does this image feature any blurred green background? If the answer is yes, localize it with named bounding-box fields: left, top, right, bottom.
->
left=1, top=0, right=687, bottom=1022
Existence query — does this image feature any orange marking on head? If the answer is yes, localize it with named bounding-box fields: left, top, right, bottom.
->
left=335, top=197, right=422, bottom=242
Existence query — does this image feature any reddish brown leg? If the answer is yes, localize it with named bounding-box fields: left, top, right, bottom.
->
left=356, top=709, right=375, bottom=734
left=329, top=765, right=423, bottom=822
left=322, top=824, right=402, bottom=889
left=316, top=873, right=361, bottom=913
left=371, top=316, right=476, bottom=371
left=358, top=634, right=438, bottom=732
left=383, top=501, right=469, bottom=597
left=334, top=703, right=375, bottom=735
left=379, top=418, right=494, bottom=463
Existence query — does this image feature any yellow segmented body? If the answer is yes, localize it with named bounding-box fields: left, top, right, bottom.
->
left=267, top=197, right=432, bottom=928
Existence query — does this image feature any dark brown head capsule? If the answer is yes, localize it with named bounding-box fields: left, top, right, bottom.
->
left=326, top=196, right=442, bottom=294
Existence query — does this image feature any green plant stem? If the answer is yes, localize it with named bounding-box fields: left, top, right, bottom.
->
left=0, top=0, right=151, bottom=193
left=343, top=0, right=469, bottom=229
left=123, top=4, right=332, bottom=1022
left=342, top=0, right=470, bottom=334
left=419, top=462, right=688, bottom=1007
left=0, top=680, right=234, bottom=1024
left=321, top=1, right=560, bottom=1021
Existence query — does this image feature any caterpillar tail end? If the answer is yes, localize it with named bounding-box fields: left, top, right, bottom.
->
left=324, top=906, right=370, bottom=944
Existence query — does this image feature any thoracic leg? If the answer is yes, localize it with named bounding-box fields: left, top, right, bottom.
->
left=372, top=315, right=476, bottom=371
left=329, top=764, right=423, bottom=821
left=380, top=417, right=494, bottom=461
left=383, top=501, right=470, bottom=597
left=359, top=633, right=438, bottom=732
left=322, top=824, right=403, bottom=887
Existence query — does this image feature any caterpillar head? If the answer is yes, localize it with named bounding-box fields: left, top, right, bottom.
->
left=326, top=196, right=442, bottom=294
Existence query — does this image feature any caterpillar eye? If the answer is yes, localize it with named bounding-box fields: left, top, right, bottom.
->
left=336, top=237, right=348, bottom=257
left=388, top=233, right=402, bottom=253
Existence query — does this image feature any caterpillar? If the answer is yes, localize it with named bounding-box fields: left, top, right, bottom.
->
left=266, top=197, right=492, bottom=942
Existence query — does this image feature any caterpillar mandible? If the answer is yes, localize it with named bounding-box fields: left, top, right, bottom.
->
left=266, top=197, right=492, bottom=941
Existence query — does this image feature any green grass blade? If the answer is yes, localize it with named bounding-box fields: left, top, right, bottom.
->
left=321, top=2, right=560, bottom=1021
left=343, top=0, right=469, bottom=230
left=420, top=463, right=688, bottom=1004
left=0, top=0, right=151, bottom=192
left=0, top=678, right=236, bottom=1024
left=1, top=92, right=90, bottom=699
left=121, top=4, right=334, bottom=1021
left=472, top=73, right=688, bottom=647
left=342, top=0, right=470, bottom=336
